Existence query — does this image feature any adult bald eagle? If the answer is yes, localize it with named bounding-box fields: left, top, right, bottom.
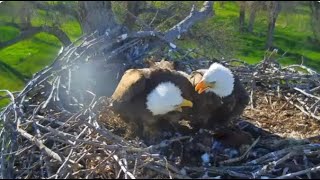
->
left=110, top=67, right=194, bottom=143
left=143, top=60, right=251, bottom=146
left=189, top=62, right=250, bottom=132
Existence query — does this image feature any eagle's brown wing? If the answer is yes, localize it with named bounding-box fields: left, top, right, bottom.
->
left=146, top=59, right=176, bottom=70
left=111, top=69, right=149, bottom=103
left=227, top=75, right=249, bottom=120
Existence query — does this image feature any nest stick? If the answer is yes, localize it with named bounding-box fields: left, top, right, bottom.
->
left=17, top=127, right=62, bottom=162
left=219, top=136, right=260, bottom=165
left=275, top=164, right=320, bottom=179
left=113, top=154, right=136, bottom=179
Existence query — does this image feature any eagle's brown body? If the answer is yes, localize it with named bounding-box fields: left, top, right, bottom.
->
left=148, top=60, right=249, bottom=131
left=147, top=60, right=251, bottom=146
left=188, top=69, right=250, bottom=132
left=110, top=67, right=194, bottom=143
left=146, top=60, right=249, bottom=130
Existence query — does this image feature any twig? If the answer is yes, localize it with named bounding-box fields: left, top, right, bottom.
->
left=246, top=144, right=320, bottom=166
left=294, top=87, right=320, bottom=101
left=252, top=151, right=298, bottom=178
left=219, top=136, right=260, bottom=165
left=0, top=91, right=20, bottom=101
left=113, top=154, right=135, bottom=179
left=275, top=164, right=320, bottom=179
left=56, top=149, right=74, bottom=178
left=284, top=95, right=320, bottom=120
left=17, top=127, right=62, bottom=162
left=145, top=164, right=190, bottom=179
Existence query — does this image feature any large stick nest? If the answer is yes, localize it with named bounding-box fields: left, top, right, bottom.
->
left=1, top=2, right=320, bottom=179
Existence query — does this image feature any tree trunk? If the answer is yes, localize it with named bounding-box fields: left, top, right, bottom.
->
left=77, top=1, right=121, bottom=35
left=220, top=1, right=226, bottom=8
left=42, top=26, right=72, bottom=46
left=20, top=2, right=32, bottom=30
left=239, top=2, right=246, bottom=32
left=123, top=1, right=146, bottom=30
left=310, top=1, right=320, bottom=42
left=266, top=17, right=276, bottom=49
left=0, top=25, right=72, bottom=49
left=247, top=1, right=260, bottom=33
left=266, top=1, right=281, bottom=49
left=248, top=9, right=256, bottom=32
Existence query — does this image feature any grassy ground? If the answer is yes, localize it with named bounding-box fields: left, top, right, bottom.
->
left=213, top=2, right=320, bottom=70
left=0, top=2, right=319, bottom=108
left=0, top=9, right=82, bottom=107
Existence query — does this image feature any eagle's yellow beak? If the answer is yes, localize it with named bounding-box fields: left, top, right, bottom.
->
left=195, top=80, right=214, bottom=94
left=175, top=99, right=193, bottom=112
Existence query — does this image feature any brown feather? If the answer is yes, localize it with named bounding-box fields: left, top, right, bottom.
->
left=189, top=69, right=251, bottom=146
left=146, top=59, right=177, bottom=70
left=189, top=69, right=249, bottom=131
left=110, top=67, right=194, bottom=144
left=111, top=69, right=149, bottom=103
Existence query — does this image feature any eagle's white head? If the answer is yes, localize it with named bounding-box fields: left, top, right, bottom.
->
left=146, top=82, right=193, bottom=115
left=195, top=63, right=234, bottom=97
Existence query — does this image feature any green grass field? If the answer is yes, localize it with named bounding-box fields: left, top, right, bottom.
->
left=213, top=2, right=320, bottom=69
left=0, top=7, right=82, bottom=107
left=0, top=1, right=319, bottom=108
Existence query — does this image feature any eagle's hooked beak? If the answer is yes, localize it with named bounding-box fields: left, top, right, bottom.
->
left=195, top=80, right=215, bottom=94
left=175, top=99, right=193, bottom=112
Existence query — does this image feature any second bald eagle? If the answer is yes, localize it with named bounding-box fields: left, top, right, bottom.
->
left=189, top=62, right=250, bottom=131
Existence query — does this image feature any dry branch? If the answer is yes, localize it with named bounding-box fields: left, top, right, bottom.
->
left=1, top=1, right=320, bottom=179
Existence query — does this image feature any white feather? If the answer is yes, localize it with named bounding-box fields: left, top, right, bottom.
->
left=146, top=82, right=183, bottom=115
left=202, top=63, right=235, bottom=97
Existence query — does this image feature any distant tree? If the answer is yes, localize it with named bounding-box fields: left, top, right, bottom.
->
left=77, top=1, right=122, bottom=35
left=219, top=1, right=226, bottom=8
left=265, top=1, right=281, bottom=49
left=1, top=1, right=236, bottom=60
left=19, top=2, right=33, bottom=30
left=238, top=1, right=247, bottom=32
left=247, top=1, right=265, bottom=33
left=310, top=1, right=320, bottom=43
left=122, top=1, right=147, bottom=30
left=0, top=1, right=72, bottom=49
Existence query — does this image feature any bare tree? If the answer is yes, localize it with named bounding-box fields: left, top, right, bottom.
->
left=238, top=1, right=247, bottom=32
left=265, top=1, right=281, bottom=49
left=247, top=1, right=264, bottom=33
left=122, top=1, right=147, bottom=30
left=0, top=1, right=72, bottom=49
left=310, top=1, right=320, bottom=43
left=77, top=1, right=122, bottom=36
left=219, top=1, right=226, bottom=8
left=19, top=2, right=33, bottom=30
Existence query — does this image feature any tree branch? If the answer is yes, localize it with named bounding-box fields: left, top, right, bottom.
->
left=41, top=26, right=72, bottom=46
left=140, top=7, right=175, bottom=17
left=29, top=1, right=79, bottom=20
left=0, top=22, right=20, bottom=29
left=164, top=1, right=214, bottom=42
left=0, top=24, right=71, bottom=49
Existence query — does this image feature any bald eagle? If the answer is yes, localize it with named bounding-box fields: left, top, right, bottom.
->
left=189, top=62, right=250, bottom=132
left=110, top=68, right=194, bottom=143
left=143, top=60, right=251, bottom=146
